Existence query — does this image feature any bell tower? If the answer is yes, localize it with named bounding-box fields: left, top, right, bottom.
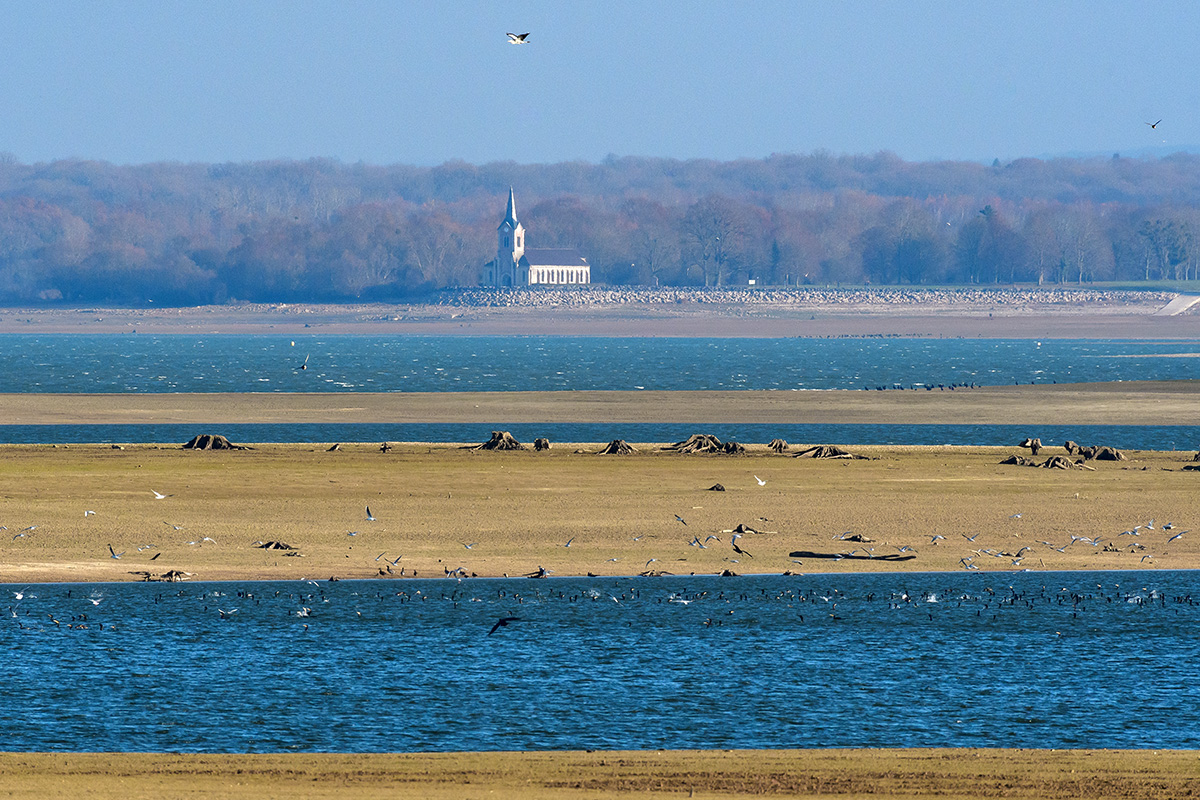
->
left=496, top=187, right=525, bottom=285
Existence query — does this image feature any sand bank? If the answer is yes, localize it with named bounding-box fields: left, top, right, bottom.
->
left=1, top=749, right=1195, bottom=799
left=3, top=381, right=1200, bottom=426
left=0, top=441, right=1195, bottom=583
left=2, top=292, right=1200, bottom=338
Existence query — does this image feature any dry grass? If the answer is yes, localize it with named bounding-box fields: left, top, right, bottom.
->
left=1, top=441, right=1195, bottom=583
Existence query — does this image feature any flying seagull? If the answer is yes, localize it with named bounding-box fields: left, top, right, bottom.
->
left=488, top=616, right=522, bottom=635
left=365, top=506, right=375, bottom=522
left=754, top=475, right=766, bottom=486
left=152, top=490, right=171, bottom=500
left=674, top=514, right=687, bottom=526
left=107, top=544, right=125, bottom=559
left=506, top=32, right=530, bottom=44
left=1147, top=119, right=1162, bottom=129
left=298, top=353, right=309, bottom=370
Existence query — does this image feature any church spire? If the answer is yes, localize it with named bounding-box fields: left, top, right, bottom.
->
left=500, top=186, right=519, bottom=230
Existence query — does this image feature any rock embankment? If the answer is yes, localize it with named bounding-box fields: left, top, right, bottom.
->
left=434, top=287, right=1177, bottom=311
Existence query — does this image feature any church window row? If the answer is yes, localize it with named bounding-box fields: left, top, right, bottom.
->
left=533, top=269, right=586, bottom=284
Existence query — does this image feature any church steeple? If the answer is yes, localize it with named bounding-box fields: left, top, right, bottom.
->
left=500, top=186, right=519, bottom=231
left=495, top=187, right=525, bottom=285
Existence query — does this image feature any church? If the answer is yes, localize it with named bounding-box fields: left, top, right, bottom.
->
left=482, top=189, right=591, bottom=287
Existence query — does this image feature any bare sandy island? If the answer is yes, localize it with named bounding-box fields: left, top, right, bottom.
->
left=3, top=749, right=1197, bottom=799
left=4, top=381, right=1200, bottom=426
left=1, top=288, right=1199, bottom=337
left=0, top=435, right=1196, bottom=584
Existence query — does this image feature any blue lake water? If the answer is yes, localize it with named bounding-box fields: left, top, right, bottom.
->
left=0, top=333, right=1198, bottom=393
left=1, top=334, right=1198, bottom=448
left=4, top=572, right=1200, bottom=752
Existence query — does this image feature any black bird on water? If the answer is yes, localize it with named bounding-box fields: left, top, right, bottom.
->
left=488, top=616, right=522, bottom=636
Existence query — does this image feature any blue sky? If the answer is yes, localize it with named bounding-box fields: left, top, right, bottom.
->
left=0, top=1, right=1195, bottom=166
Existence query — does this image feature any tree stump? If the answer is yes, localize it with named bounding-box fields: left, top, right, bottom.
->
left=473, top=431, right=525, bottom=451
left=598, top=439, right=636, bottom=455
left=664, top=434, right=724, bottom=453
left=182, top=434, right=246, bottom=450
left=722, top=440, right=745, bottom=454
left=768, top=439, right=789, bottom=453
left=534, top=438, right=551, bottom=451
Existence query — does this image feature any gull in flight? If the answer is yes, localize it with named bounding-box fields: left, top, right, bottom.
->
left=674, top=515, right=687, bottom=526
left=1167, top=529, right=1189, bottom=543
left=365, top=506, right=375, bottom=522
left=460, top=542, right=477, bottom=550
left=754, top=475, right=766, bottom=486
left=506, top=32, right=530, bottom=44
left=152, top=490, right=171, bottom=500
left=84, top=510, right=95, bottom=517
left=563, top=536, right=575, bottom=548
left=731, top=533, right=754, bottom=558
left=297, top=354, right=309, bottom=371
left=107, top=544, right=125, bottom=559
left=1147, top=119, right=1162, bottom=129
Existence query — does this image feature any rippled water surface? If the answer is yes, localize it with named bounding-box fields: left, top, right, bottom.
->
left=4, top=572, right=1200, bottom=752
left=1, top=334, right=1197, bottom=393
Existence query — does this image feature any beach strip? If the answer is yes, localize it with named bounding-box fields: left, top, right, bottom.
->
left=2, top=381, right=1200, bottom=426
left=1, top=749, right=1195, bottom=799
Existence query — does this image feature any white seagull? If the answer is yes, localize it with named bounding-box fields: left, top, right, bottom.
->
left=754, top=475, right=766, bottom=486
left=506, top=32, right=530, bottom=44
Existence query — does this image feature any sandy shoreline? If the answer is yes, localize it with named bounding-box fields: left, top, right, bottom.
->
left=3, top=381, right=1200, bottom=426
left=2, top=749, right=1196, bottom=799
left=2, top=293, right=1200, bottom=338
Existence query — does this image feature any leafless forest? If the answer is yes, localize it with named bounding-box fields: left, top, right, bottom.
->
left=2, top=151, right=1199, bottom=304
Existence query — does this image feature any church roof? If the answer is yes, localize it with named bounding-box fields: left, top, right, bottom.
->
left=521, top=248, right=589, bottom=267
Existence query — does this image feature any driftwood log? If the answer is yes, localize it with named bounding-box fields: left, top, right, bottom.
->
left=1019, top=437, right=1043, bottom=456
left=182, top=434, right=246, bottom=451
left=472, top=431, right=525, bottom=451
left=1000, top=455, right=1038, bottom=466
left=598, top=439, right=636, bottom=455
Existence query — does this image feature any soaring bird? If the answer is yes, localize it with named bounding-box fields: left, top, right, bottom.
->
left=107, top=544, right=124, bottom=559
left=506, top=32, right=530, bottom=44
left=488, top=616, right=521, bottom=635
left=1147, top=119, right=1162, bottom=129
left=152, top=490, right=171, bottom=500
left=365, top=506, right=375, bottom=522
left=298, top=354, right=309, bottom=370
left=731, top=534, right=754, bottom=558
left=754, top=475, right=766, bottom=486
left=674, top=514, right=687, bottom=526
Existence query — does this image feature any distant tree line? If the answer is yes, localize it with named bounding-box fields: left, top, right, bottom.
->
left=1, top=150, right=1200, bottom=304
